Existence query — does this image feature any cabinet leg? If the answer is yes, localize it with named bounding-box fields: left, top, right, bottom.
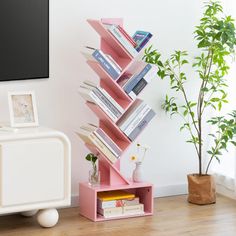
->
left=37, top=208, right=59, bottom=228
left=21, top=210, right=39, bottom=217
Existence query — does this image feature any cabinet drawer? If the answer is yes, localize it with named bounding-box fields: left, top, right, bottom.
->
left=0, top=138, right=64, bottom=207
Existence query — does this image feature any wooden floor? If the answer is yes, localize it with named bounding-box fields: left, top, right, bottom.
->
left=0, top=195, right=236, bottom=236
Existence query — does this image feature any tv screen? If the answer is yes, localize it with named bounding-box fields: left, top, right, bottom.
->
left=0, top=0, right=49, bottom=81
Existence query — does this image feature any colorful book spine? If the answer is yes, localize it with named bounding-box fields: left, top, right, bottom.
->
left=128, top=109, right=156, bottom=141
left=117, top=25, right=137, bottom=47
left=123, top=64, right=152, bottom=94
left=93, top=89, right=122, bottom=118
left=94, top=128, right=122, bottom=157
left=128, top=66, right=157, bottom=99
left=92, top=49, right=120, bottom=80
left=97, top=197, right=140, bottom=209
left=76, top=131, right=117, bottom=163
left=132, top=31, right=153, bottom=52
left=123, top=105, right=151, bottom=136
left=118, top=101, right=146, bottom=131
left=135, top=34, right=152, bottom=52
left=105, top=24, right=138, bottom=57
left=78, top=89, right=118, bottom=122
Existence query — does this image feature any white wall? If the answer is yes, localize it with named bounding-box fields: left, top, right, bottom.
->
left=0, top=0, right=235, bottom=200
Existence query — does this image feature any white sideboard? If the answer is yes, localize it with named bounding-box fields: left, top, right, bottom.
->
left=0, top=127, right=71, bottom=227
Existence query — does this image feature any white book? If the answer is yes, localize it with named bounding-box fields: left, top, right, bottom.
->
left=123, top=204, right=144, bottom=216
left=83, top=80, right=125, bottom=114
left=124, top=105, right=151, bottom=136
left=78, top=88, right=118, bottom=122
left=104, top=24, right=138, bottom=57
left=118, top=101, right=146, bottom=131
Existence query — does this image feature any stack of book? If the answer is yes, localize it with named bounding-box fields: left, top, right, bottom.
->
left=104, top=24, right=138, bottom=58
left=82, top=47, right=122, bottom=80
left=97, top=190, right=144, bottom=218
left=132, top=31, right=153, bottom=52
left=119, top=64, right=157, bottom=100
left=76, top=123, right=122, bottom=164
left=78, top=80, right=125, bottom=122
left=117, top=100, right=156, bottom=141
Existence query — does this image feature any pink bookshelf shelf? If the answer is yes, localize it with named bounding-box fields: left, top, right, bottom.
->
left=79, top=18, right=154, bottom=222
left=79, top=182, right=153, bottom=222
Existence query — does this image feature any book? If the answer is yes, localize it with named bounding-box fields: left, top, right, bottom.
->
left=132, top=31, right=153, bottom=52
left=118, top=100, right=146, bottom=132
left=78, top=87, right=119, bottom=122
left=128, top=109, right=156, bottom=141
left=97, top=190, right=135, bottom=201
left=76, top=129, right=117, bottom=164
left=97, top=197, right=140, bottom=209
left=94, top=128, right=122, bottom=157
left=128, top=66, right=157, bottom=99
left=97, top=204, right=144, bottom=218
left=123, top=64, right=152, bottom=94
left=123, top=105, right=151, bottom=136
left=92, top=49, right=121, bottom=80
left=83, top=80, right=125, bottom=114
left=104, top=24, right=138, bottom=57
left=117, top=25, right=137, bottom=47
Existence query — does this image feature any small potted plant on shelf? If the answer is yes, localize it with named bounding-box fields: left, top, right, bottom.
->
left=85, top=153, right=100, bottom=186
left=143, top=0, right=236, bottom=204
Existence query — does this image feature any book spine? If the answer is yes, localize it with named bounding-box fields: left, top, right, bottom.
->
left=97, top=87, right=124, bottom=113
left=93, top=89, right=122, bottom=118
left=124, top=106, right=151, bottom=136
left=128, top=109, right=156, bottom=141
left=97, top=197, right=140, bottom=209
left=117, top=25, right=137, bottom=47
left=128, top=79, right=148, bottom=99
left=123, top=64, right=152, bottom=94
left=81, top=90, right=119, bottom=122
left=92, top=50, right=120, bottom=80
left=89, top=133, right=117, bottom=163
left=135, top=34, right=152, bottom=52
left=108, top=25, right=138, bottom=57
left=123, top=204, right=144, bottom=215
left=94, top=128, right=122, bottom=157
left=97, top=206, right=123, bottom=218
left=119, top=102, right=146, bottom=131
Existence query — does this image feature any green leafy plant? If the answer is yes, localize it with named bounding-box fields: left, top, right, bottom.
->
left=143, top=0, right=236, bottom=175
left=85, top=153, right=98, bottom=172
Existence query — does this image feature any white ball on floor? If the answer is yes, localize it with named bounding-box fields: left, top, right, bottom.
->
left=37, top=209, right=59, bottom=228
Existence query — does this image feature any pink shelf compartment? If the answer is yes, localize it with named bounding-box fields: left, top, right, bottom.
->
left=79, top=182, right=153, bottom=222
left=87, top=19, right=133, bottom=61
left=87, top=60, right=132, bottom=104
left=85, top=144, right=130, bottom=186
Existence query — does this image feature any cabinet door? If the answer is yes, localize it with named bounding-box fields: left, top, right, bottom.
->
left=0, top=138, right=64, bottom=207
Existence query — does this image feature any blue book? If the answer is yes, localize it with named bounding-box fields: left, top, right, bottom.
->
left=123, top=64, right=152, bottom=94
left=132, top=31, right=153, bottom=52
left=92, top=50, right=120, bottom=80
left=128, top=109, right=156, bottom=141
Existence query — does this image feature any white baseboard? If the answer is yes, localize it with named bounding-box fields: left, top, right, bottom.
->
left=216, top=183, right=236, bottom=200
left=70, top=183, right=188, bottom=207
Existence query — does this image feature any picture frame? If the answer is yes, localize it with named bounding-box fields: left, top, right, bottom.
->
left=8, top=91, right=39, bottom=128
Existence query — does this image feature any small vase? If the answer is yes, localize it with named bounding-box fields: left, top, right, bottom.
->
left=132, top=161, right=144, bottom=182
left=89, top=168, right=100, bottom=187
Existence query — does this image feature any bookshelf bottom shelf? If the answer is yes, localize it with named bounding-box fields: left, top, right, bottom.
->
left=79, top=182, right=153, bottom=222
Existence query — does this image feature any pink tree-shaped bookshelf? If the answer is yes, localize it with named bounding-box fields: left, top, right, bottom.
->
left=79, top=18, right=154, bottom=221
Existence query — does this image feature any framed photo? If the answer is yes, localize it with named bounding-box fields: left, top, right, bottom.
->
left=8, top=91, right=39, bottom=127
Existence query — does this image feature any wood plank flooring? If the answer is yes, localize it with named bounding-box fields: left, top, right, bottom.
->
left=0, top=195, right=236, bottom=236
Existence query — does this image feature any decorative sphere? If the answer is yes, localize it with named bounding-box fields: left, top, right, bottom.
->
left=37, top=209, right=59, bottom=228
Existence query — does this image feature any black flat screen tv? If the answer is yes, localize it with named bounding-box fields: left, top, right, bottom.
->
left=0, top=0, right=49, bottom=81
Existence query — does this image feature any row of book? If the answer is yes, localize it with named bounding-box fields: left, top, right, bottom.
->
left=118, top=100, right=156, bottom=141
left=79, top=80, right=124, bottom=122
left=103, top=23, right=152, bottom=57
left=118, top=64, right=157, bottom=100
left=76, top=123, right=122, bottom=164
left=97, top=190, right=144, bottom=218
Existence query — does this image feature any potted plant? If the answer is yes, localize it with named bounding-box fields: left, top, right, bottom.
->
left=143, top=0, right=236, bottom=204
left=85, top=153, right=100, bottom=186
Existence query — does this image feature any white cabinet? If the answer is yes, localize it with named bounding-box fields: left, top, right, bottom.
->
left=0, top=127, right=71, bottom=227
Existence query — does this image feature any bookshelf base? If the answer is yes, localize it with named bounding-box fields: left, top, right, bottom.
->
left=79, top=182, right=153, bottom=222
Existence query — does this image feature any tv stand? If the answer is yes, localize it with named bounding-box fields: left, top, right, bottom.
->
left=0, top=127, right=71, bottom=227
